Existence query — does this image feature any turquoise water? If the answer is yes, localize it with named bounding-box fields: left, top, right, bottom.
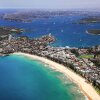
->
left=0, top=55, right=86, bottom=100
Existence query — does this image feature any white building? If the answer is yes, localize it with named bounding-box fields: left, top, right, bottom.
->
left=8, top=34, right=12, bottom=42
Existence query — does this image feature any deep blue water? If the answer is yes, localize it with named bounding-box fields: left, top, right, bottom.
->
left=0, top=55, right=85, bottom=100
left=0, top=11, right=99, bottom=100
left=0, top=14, right=100, bottom=47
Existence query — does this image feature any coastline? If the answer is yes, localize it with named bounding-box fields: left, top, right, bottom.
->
left=13, top=52, right=100, bottom=100
left=86, top=30, right=100, bottom=35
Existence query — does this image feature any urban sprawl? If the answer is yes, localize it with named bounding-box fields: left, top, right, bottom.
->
left=0, top=33, right=100, bottom=93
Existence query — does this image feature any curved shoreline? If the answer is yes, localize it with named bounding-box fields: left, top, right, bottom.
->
left=86, top=30, right=100, bottom=35
left=13, top=52, right=100, bottom=100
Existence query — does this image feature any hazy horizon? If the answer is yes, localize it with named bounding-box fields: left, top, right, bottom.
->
left=0, top=0, right=100, bottom=10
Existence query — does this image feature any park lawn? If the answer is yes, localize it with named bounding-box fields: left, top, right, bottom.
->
left=79, top=54, right=94, bottom=59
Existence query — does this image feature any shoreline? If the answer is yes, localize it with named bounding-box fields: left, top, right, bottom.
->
left=86, top=30, right=100, bottom=35
left=13, top=52, right=100, bottom=100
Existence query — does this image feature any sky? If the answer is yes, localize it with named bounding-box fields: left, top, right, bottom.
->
left=0, top=0, right=100, bottom=9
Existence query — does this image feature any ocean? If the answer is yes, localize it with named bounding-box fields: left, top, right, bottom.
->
left=0, top=10, right=100, bottom=100
left=0, top=12, right=100, bottom=47
left=0, top=55, right=86, bottom=100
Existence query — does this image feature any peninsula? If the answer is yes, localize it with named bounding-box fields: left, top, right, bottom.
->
left=0, top=26, right=24, bottom=40
left=87, top=29, right=100, bottom=35
left=78, top=17, right=100, bottom=24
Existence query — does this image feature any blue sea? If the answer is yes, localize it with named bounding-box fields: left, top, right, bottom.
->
left=0, top=55, right=86, bottom=100
left=0, top=11, right=100, bottom=47
left=0, top=10, right=100, bottom=100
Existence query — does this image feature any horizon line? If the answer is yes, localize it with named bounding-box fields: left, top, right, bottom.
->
left=0, top=7, right=100, bottom=10
left=0, top=8, right=100, bottom=12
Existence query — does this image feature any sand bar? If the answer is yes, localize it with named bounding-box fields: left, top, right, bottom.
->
left=13, top=52, right=100, bottom=100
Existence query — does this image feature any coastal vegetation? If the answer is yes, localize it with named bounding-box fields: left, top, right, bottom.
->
left=94, top=86, right=100, bottom=95
left=87, top=29, right=100, bottom=35
left=0, top=26, right=24, bottom=40
left=78, top=17, right=100, bottom=24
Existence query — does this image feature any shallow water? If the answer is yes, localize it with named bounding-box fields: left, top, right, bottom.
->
left=0, top=55, right=86, bottom=100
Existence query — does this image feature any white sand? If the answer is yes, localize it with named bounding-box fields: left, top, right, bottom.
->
left=13, top=52, right=100, bottom=100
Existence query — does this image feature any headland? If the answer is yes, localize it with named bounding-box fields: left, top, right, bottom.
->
left=86, top=29, right=100, bottom=35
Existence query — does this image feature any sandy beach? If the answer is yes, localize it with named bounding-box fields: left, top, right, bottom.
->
left=13, top=52, right=100, bottom=100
